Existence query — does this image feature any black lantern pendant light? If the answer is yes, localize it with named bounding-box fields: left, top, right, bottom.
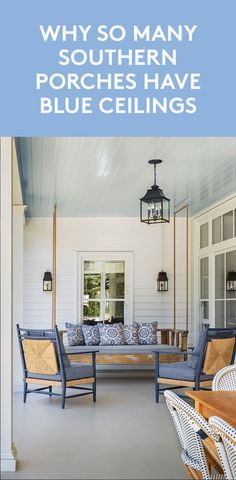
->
left=140, top=159, right=170, bottom=224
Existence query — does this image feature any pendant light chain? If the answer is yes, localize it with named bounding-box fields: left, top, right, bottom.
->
left=154, top=163, right=157, bottom=186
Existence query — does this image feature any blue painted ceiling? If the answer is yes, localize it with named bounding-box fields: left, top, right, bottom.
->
left=17, top=137, right=236, bottom=217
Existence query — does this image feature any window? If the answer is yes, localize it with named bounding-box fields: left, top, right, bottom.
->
left=223, top=210, right=233, bottom=241
left=78, top=252, right=133, bottom=324
left=212, top=210, right=235, bottom=245
left=200, top=257, right=209, bottom=321
left=200, top=223, right=208, bottom=249
left=215, top=250, right=236, bottom=328
left=212, top=216, right=221, bottom=244
left=83, top=261, right=125, bottom=323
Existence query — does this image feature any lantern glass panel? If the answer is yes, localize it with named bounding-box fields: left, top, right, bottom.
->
left=43, top=280, right=52, bottom=291
left=147, top=200, right=163, bottom=222
left=158, top=280, right=168, bottom=291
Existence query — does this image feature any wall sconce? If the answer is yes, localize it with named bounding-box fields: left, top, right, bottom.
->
left=157, top=271, right=168, bottom=292
left=226, top=271, right=236, bottom=292
left=43, top=271, right=52, bottom=291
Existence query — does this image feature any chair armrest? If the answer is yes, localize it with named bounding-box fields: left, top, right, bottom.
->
left=153, top=350, right=194, bottom=356
left=63, top=350, right=99, bottom=355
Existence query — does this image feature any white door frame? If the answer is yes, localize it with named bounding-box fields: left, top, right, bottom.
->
left=193, top=195, right=236, bottom=341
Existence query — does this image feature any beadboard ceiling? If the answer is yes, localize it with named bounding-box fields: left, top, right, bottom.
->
left=17, top=137, right=236, bottom=217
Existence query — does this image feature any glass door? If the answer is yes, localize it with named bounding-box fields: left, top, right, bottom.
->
left=215, top=249, right=236, bottom=328
left=200, top=257, right=209, bottom=324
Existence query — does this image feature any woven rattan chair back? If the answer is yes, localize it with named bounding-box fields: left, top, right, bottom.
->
left=212, top=365, right=236, bottom=392
left=164, top=390, right=214, bottom=479
left=209, top=416, right=236, bottom=480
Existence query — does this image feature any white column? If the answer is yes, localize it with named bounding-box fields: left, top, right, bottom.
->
left=13, top=206, right=26, bottom=390
left=0, top=138, right=17, bottom=471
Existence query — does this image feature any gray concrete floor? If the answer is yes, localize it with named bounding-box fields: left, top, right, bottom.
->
left=3, top=378, right=187, bottom=480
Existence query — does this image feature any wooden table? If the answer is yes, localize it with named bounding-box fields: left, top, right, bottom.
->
left=186, top=391, right=236, bottom=474
left=186, top=390, right=236, bottom=428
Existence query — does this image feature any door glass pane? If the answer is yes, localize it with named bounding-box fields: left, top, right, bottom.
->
left=105, top=262, right=125, bottom=299
left=105, top=301, right=124, bottom=323
left=212, top=216, right=221, bottom=244
left=215, top=301, right=224, bottom=328
left=200, top=223, right=209, bottom=249
left=202, top=301, right=209, bottom=320
left=235, top=210, right=236, bottom=237
left=84, top=273, right=101, bottom=299
left=83, top=301, right=100, bottom=321
left=223, top=210, right=233, bottom=241
left=215, top=254, right=224, bottom=299
left=84, top=261, right=103, bottom=272
left=200, top=257, right=209, bottom=299
left=226, top=301, right=236, bottom=327
left=226, top=250, right=236, bottom=299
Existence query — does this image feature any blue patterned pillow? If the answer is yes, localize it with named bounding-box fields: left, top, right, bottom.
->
left=66, top=322, right=84, bottom=346
left=82, top=324, right=100, bottom=346
left=122, top=325, right=139, bottom=345
left=98, top=323, right=125, bottom=346
left=133, top=321, right=158, bottom=345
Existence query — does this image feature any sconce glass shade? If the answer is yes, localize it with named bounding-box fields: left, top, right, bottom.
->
left=140, top=159, right=170, bottom=224
left=43, top=271, right=52, bottom=291
left=226, top=271, right=236, bottom=291
left=157, top=271, right=168, bottom=292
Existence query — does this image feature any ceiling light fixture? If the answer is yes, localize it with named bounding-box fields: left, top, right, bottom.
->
left=140, top=159, right=170, bottom=224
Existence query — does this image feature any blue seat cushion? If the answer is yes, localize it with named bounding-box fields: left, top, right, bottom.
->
left=159, top=361, right=213, bottom=381
left=27, top=363, right=93, bottom=382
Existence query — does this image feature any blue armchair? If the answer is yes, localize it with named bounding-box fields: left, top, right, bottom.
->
left=154, top=326, right=236, bottom=402
left=17, top=324, right=98, bottom=409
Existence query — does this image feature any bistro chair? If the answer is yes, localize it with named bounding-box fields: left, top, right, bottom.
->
left=164, top=390, right=222, bottom=479
left=16, top=324, right=98, bottom=409
left=209, top=416, right=236, bottom=480
left=212, top=365, right=236, bottom=391
left=155, top=327, right=236, bottom=403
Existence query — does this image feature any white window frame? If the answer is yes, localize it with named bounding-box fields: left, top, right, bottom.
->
left=76, top=251, right=133, bottom=324
left=193, top=194, right=236, bottom=340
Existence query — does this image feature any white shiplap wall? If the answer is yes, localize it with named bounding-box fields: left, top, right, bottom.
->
left=23, top=217, right=190, bottom=334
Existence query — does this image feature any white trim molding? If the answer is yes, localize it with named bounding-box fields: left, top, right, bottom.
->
left=0, top=138, right=17, bottom=472
left=193, top=194, right=236, bottom=339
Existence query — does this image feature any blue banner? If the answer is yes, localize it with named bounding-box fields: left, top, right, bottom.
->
left=1, top=0, right=236, bottom=136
